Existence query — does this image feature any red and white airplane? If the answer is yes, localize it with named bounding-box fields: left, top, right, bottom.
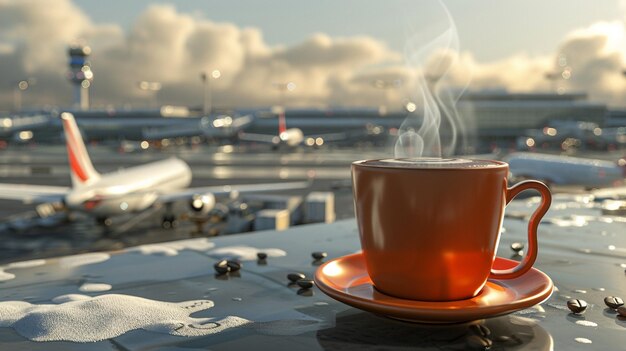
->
left=0, top=113, right=310, bottom=226
left=505, top=152, right=625, bottom=189
left=238, top=110, right=346, bottom=148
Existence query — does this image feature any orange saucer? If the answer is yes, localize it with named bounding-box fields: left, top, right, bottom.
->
left=314, top=253, right=553, bottom=323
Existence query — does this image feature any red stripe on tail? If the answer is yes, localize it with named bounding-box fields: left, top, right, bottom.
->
left=278, top=112, right=287, bottom=135
left=67, top=146, right=89, bottom=182
left=62, top=118, right=90, bottom=183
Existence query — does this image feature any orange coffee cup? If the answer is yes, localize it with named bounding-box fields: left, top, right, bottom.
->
left=352, top=158, right=551, bottom=301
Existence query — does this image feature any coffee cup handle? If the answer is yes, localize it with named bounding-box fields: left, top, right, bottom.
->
left=489, top=180, right=552, bottom=280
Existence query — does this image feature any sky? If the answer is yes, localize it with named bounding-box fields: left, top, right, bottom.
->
left=2, top=0, right=626, bottom=110
left=72, top=0, right=623, bottom=61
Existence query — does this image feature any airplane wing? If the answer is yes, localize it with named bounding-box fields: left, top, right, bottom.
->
left=202, top=115, right=255, bottom=138
left=0, top=183, right=69, bottom=204
left=239, top=131, right=348, bottom=144
left=306, top=131, right=348, bottom=142
left=237, top=132, right=278, bottom=144
left=232, top=114, right=254, bottom=128
left=142, top=125, right=203, bottom=139
left=157, top=180, right=311, bottom=203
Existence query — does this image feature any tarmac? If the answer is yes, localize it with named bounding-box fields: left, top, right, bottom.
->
left=0, top=143, right=388, bottom=264
left=0, top=143, right=622, bottom=264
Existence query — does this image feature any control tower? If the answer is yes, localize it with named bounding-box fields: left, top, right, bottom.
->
left=67, top=45, right=93, bottom=110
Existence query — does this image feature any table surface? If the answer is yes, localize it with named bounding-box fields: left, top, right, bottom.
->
left=0, top=192, right=624, bottom=350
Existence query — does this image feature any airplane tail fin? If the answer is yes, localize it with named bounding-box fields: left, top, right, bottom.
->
left=60, top=112, right=100, bottom=187
left=278, top=111, right=287, bottom=135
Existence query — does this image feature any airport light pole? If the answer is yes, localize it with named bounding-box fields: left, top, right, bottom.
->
left=544, top=67, right=570, bottom=94
left=13, top=78, right=36, bottom=112
left=544, top=72, right=560, bottom=93
left=272, top=82, right=296, bottom=105
left=137, top=81, right=162, bottom=108
left=272, top=82, right=296, bottom=128
left=200, top=69, right=221, bottom=116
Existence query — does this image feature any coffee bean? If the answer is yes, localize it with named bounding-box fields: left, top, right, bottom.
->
left=287, top=273, right=306, bottom=282
left=510, top=242, right=524, bottom=253
left=297, top=279, right=315, bottom=289
left=567, top=299, right=588, bottom=314
left=604, top=296, right=624, bottom=309
left=312, top=251, right=328, bottom=260
left=469, top=324, right=491, bottom=337
left=257, top=252, right=268, bottom=260
left=466, top=335, right=493, bottom=350
left=214, top=260, right=230, bottom=275
left=617, top=306, right=626, bottom=317
left=226, top=260, right=242, bottom=272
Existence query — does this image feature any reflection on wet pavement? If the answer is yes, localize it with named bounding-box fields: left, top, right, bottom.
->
left=316, top=311, right=552, bottom=350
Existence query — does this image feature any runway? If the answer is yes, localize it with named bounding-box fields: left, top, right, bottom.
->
left=0, top=144, right=384, bottom=264
left=1, top=143, right=621, bottom=264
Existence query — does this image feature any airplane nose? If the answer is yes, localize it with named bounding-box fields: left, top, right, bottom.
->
left=64, top=193, right=79, bottom=207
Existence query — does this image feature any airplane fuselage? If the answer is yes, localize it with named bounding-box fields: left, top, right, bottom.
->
left=507, top=152, right=624, bottom=188
left=64, top=158, right=191, bottom=216
left=278, top=128, right=304, bottom=147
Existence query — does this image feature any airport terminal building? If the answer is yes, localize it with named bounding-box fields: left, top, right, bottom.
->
left=1, top=91, right=611, bottom=149
left=457, top=91, right=607, bottom=137
left=247, top=91, right=609, bottom=151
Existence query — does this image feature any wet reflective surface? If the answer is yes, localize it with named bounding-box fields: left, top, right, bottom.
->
left=0, top=191, right=623, bottom=349
left=316, top=312, right=553, bottom=350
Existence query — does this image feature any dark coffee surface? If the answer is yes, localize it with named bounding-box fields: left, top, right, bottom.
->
left=356, top=158, right=505, bottom=169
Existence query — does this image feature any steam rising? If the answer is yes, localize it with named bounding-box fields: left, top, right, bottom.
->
left=395, top=1, right=469, bottom=158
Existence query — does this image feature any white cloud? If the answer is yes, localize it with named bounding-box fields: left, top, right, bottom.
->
left=445, top=20, right=626, bottom=105
left=0, top=1, right=404, bottom=110
left=1, top=1, right=626, bottom=110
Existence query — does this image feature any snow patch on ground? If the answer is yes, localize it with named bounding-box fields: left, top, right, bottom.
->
left=0, top=294, right=250, bottom=342
left=51, top=294, right=92, bottom=304
left=127, top=238, right=216, bottom=256
left=59, top=253, right=110, bottom=268
left=0, top=269, right=15, bottom=282
left=0, top=259, right=48, bottom=282
left=78, top=283, right=112, bottom=292
left=208, top=246, right=286, bottom=261
left=7, top=259, right=46, bottom=269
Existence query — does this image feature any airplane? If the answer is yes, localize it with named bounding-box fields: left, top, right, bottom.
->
left=0, top=112, right=310, bottom=227
left=505, top=152, right=625, bottom=189
left=516, top=120, right=607, bottom=152
left=238, top=108, right=346, bottom=149
left=4, top=109, right=254, bottom=146
left=140, top=114, right=254, bottom=142
left=117, top=114, right=254, bottom=152
left=0, top=113, right=51, bottom=143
